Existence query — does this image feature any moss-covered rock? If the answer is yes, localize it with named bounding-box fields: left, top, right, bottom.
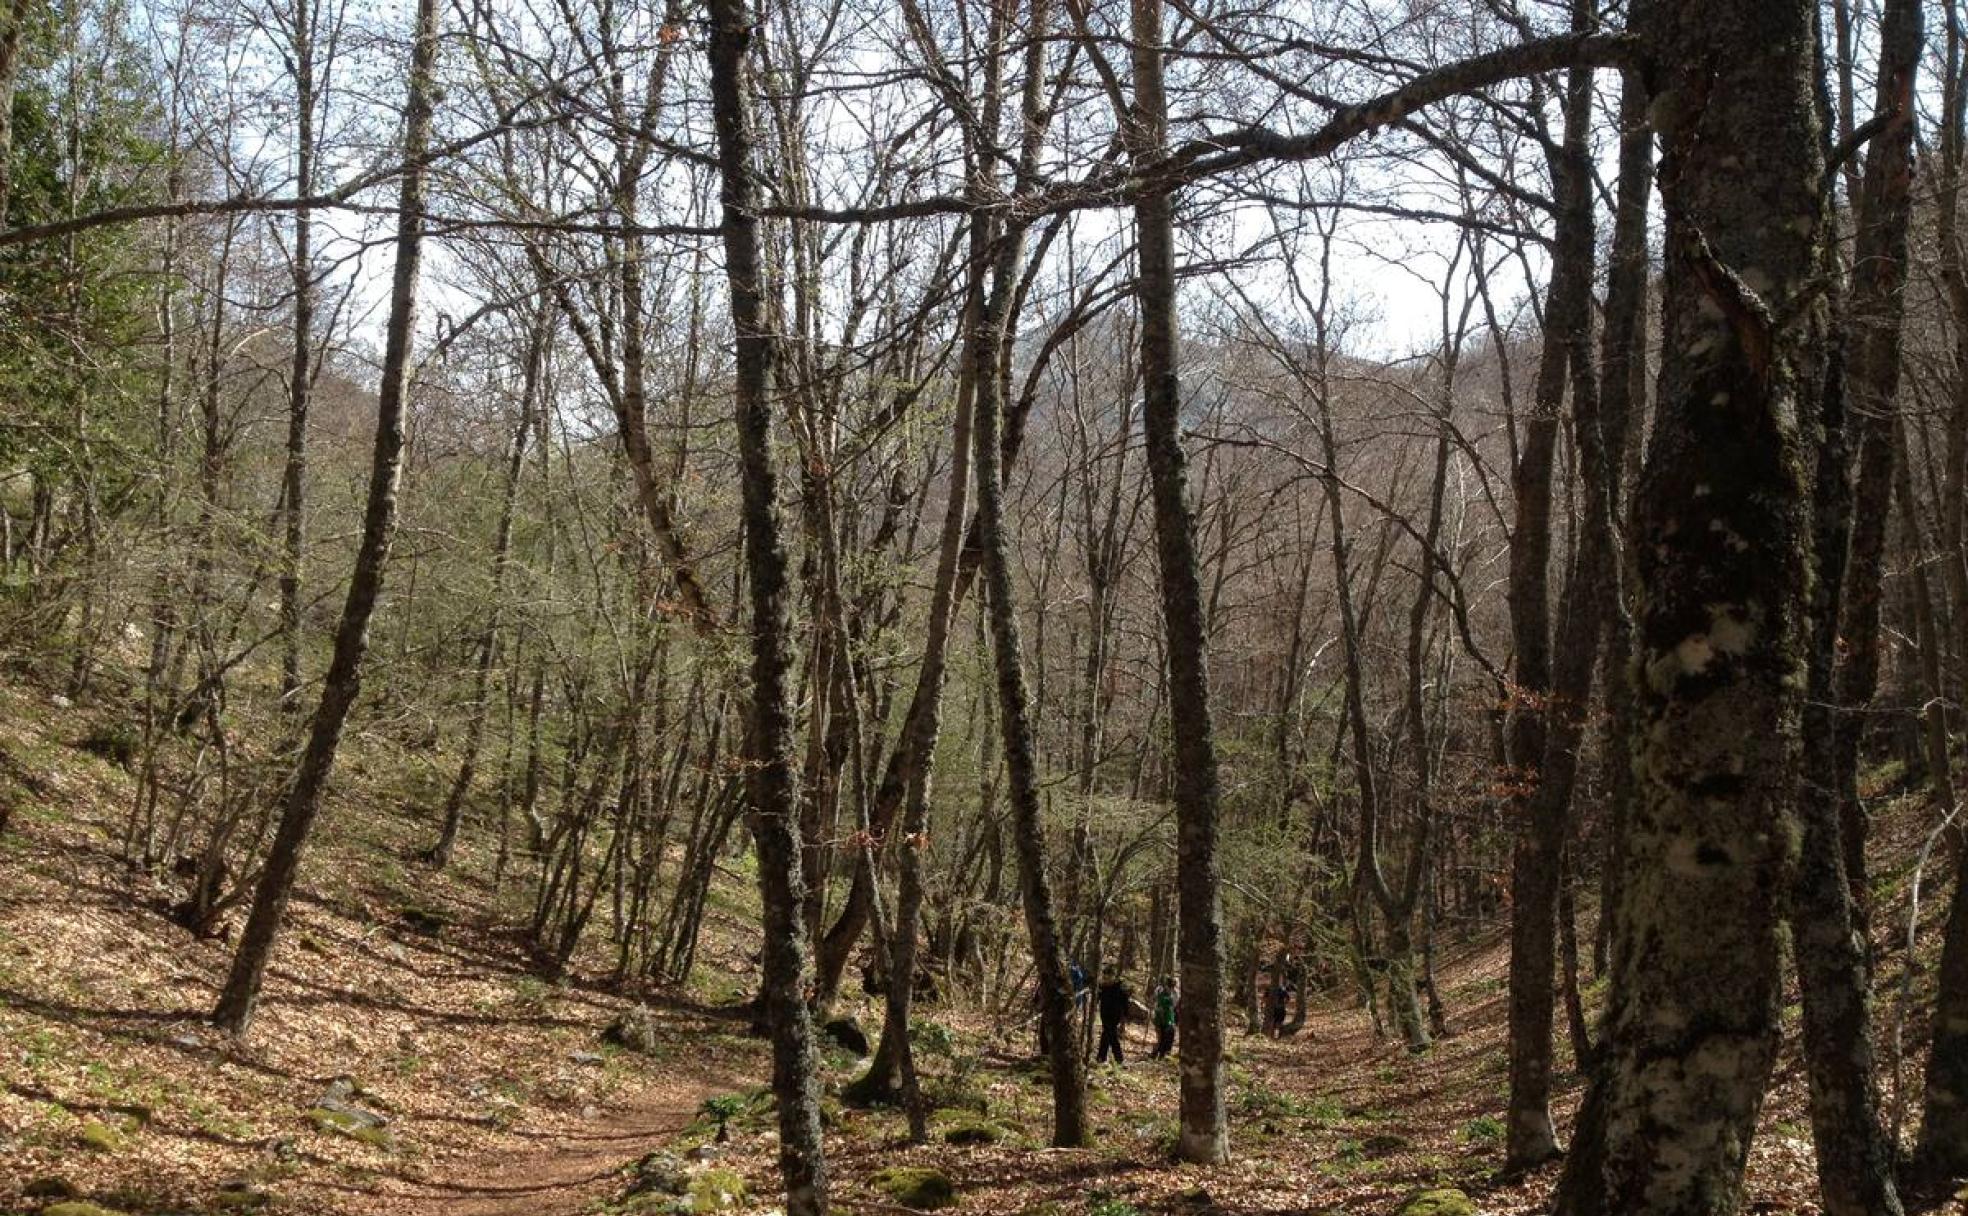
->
left=873, top=1166, right=956, bottom=1210
left=818, top=1096, right=846, bottom=1129
left=76, top=722, right=138, bottom=769
left=76, top=1120, right=124, bottom=1152
left=686, top=1167, right=747, bottom=1213
left=308, top=1105, right=394, bottom=1148
left=1397, top=1189, right=1474, bottom=1216
left=398, top=904, right=448, bottom=936
left=625, top=1149, right=691, bottom=1198
left=605, top=1004, right=662, bottom=1054
left=822, top=1017, right=870, bottom=1057
left=45, top=1203, right=126, bottom=1216
left=940, top=1117, right=1003, bottom=1146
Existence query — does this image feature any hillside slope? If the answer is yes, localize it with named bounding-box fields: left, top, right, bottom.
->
left=1, top=676, right=1963, bottom=1215
left=0, top=679, right=764, bottom=1214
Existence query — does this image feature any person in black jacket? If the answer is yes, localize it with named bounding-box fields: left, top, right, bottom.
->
left=1096, top=967, right=1134, bottom=1064
left=1266, top=968, right=1293, bottom=1038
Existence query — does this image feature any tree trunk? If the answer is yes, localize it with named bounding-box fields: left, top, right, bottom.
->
left=278, top=3, right=318, bottom=705
left=1590, top=58, right=1652, bottom=988
left=0, top=0, right=28, bottom=225
left=705, top=1, right=827, bottom=1210
left=856, top=239, right=980, bottom=1106
left=1895, top=436, right=1958, bottom=817
left=1556, top=1, right=1824, bottom=1209
left=1918, top=841, right=1968, bottom=1179
left=211, top=0, right=438, bottom=1036
left=977, top=216, right=1087, bottom=1144
left=1504, top=4, right=1596, bottom=1166
left=1128, top=0, right=1226, bottom=1163
left=1790, top=3, right=1919, bottom=1212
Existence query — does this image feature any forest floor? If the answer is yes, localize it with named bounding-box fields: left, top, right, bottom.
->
left=1, top=677, right=1964, bottom=1216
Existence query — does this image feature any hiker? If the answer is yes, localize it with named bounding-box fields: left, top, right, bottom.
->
left=1266, top=970, right=1292, bottom=1038
left=1069, top=959, right=1090, bottom=1013
left=1096, top=967, right=1135, bottom=1064
left=1151, top=976, right=1177, bottom=1059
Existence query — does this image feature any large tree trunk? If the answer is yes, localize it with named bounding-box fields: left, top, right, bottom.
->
left=211, top=0, right=437, bottom=1037
left=1557, top=0, right=1824, bottom=1209
left=1935, top=1, right=1968, bottom=770
left=926, top=0, right=1085, bottom=1150
left=1589, top=55, right=1652, bottom=990
left=1830, top=0, right=1923, bottom=916
left=1128, top=0, right=1226, bottom=1164
left=705, top=1, right=827, bottom=1211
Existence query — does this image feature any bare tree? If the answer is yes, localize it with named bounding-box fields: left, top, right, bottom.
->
left=212, top=0, right=441, bottom=1036
left=705, top=0, right=827, bottom=1209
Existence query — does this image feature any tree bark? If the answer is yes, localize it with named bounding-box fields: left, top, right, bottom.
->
left=976, top=212, right=1087, bottom=1145
left=0, top=0, right=28, bottom=225
left=1128, top=0, right=1226, bottom=1164
left=705, top=0, right=827, bottom=1210
left=1589, top=56, right=1652, bottom=990
left=1918, top=838, right=1968, bottom=1179
left=1558, top=0, right=1824, bottom=1209
left=854, top=247, right=980, bottom=1106
left=278, top=0, right=319, bottom=704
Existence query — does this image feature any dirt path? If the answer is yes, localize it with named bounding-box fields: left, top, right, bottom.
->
left=379, top=1076, right=723, bottom=1216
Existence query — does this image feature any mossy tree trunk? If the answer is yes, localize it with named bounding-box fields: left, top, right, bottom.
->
left=854, top=232, right=980, bottom=1115
left=1127, top=0, right=1227, bottom=1163
left=705, top=0, right=827, bottom=1210
left=1557, top=0, right=1826, bottom=1209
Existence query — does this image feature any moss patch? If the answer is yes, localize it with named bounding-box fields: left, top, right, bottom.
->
left=307, top=1106, right=394, bottom=1149
left=873, top=1165, right=956, bottom=1209
left=1398, top=1189, right=1474, bottom=1216
left=940, top=1116, right=1004, bottom=1146
left=76, top=1119, right=124, bottom=1152
left=686, top=1167, right=748, bottom=1212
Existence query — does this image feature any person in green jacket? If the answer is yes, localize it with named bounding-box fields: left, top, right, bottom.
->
left=1151, top=977, right=1177, bottom=1059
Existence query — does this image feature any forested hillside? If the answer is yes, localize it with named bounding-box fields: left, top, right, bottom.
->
left=2, top=0, right=1967, bottom=1213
